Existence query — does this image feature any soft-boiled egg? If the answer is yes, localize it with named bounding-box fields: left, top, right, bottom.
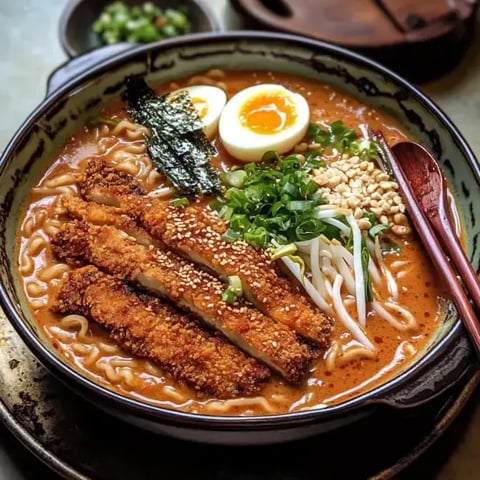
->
left=169, top=85, right=227, bottom=138
left=218, top=84, right=310, bottom=162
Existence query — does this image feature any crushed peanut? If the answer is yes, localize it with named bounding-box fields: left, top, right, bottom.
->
left=311, top=155, right=411, bottom=234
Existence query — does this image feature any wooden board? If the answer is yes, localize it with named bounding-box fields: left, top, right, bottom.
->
left=231, top=0, right=478, bottom=81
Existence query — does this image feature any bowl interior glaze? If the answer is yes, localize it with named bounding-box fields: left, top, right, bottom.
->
left=0, top=32, right=479, bottom=428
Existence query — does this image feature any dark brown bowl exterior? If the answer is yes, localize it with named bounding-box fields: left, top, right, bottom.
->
left=59, top=0, right=221, bottom=57
left=0, top=32, right=479, bottom=445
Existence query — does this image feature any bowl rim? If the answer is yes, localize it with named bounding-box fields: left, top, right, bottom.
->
left=58, top=0, right=222, bottom=58
left=1, top=30, right=478, bottom=430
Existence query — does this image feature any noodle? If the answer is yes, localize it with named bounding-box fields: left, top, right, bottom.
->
left=38, top=263, right=70, bottom=282
left=60, top=314, right=90, bottom=338
left=324, top=341, right=340, bottom=372
left=18, top=249, right=34, bottom=275
left=43, top=174, right=79, bottom=188
left=30, top=299, right=47, bottom=309
left=28, top=235, right=47, bottom=256
left=31, top=185, right=77, bottom=196
left=71, top=343, right=91, bottom=355
left=25, top=281, right=47, bottom=297
left=112, top=120, right=149, bottom=139
left=206, top=397, right=277, bottom=414
left=332, top=275, right=374, bottom=350
left=338, top=346, right=376, bottom=364
left=372, top=301, right=417, bottom=332
left=162, top=386, right=187, bottom=402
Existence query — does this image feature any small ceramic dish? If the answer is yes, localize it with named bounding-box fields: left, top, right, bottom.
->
left=59, top=0, right=221, bottom=57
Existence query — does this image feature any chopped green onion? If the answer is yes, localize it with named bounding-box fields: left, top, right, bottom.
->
left=361, top=238, right=373, bottom=302
left=308, top=120, right=379, bottom=160
left=288, top=254, right=306, bottom=279
left=92, top=1, right=191, bottom=46
left=286, top=200, right=314, bottom=211
left=221, top=288, right=237, bottom=303
left=244, top=227, right=268, bottom=248
left=230, top=214, right=250, bottom=232
left=222, top=228, right=241, bottom=243
left=210, top=150, right=336, bottom=249
left=270, top=243, right=297, bottom=261
left=170, top=197, right=189, bottom=207
left=219, top=169, right=248, bottom=188
left=221, top=275, right=243, bottom=303
left=304, top=150, right=325, bottom=169
left=227, top=275, right=243, bottom=296
left=369, top=223, right=390, bottom=239
left=86, top=116, right=119, bottom=126
left=218, top=205, right=233, bottom=221
left=261, top=150, right=281, bottom=165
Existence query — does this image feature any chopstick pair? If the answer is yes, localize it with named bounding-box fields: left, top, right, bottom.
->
left=369, top=129, right=480, bottom=356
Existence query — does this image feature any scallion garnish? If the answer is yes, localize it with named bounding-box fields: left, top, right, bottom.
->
left=361, top=239, right=373, bottom=302
left=86, top=116, right=120, bottom=126
left=170, top=197, right=189, bottom=207
left=221, top=275, right=243, bottom=303
left=308, top=120, right=379, bottom=160
left=270, top=243, right=297, bottom=261
left=369, top=223, right=390, bottom=239
left=219, top=169, right=248, bottom=188
left=211, top=151, right=343, bottom=248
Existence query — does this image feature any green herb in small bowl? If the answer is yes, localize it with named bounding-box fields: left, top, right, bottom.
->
left=92, top=1, right=191, bottom=46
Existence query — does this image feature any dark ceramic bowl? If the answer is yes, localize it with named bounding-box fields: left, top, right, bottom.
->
left=59, top=0, right=221, bottom=57
left=0, top=32, right=479, bottom=446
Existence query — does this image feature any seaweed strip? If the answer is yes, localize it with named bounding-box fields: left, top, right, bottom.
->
left=123, top=75, right=221, bottom=195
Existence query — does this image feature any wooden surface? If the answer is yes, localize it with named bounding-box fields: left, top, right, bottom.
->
left=232, top=0, right=474, bottom=45
left=231, top=0, right=478, bottom=81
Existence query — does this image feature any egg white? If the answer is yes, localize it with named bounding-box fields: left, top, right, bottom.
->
left=218, top=84, right=310, bottom=162
left=169, top=85, right=227, bottom=139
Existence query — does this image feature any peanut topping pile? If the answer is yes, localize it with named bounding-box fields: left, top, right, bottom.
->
left=311, top=154, right=411, bottom=235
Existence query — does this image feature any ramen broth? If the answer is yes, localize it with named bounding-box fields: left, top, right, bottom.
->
left=17, top=71, right=449, bottom=415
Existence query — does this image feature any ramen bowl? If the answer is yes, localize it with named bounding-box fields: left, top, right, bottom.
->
left=0, top=32, right=478, bottom=445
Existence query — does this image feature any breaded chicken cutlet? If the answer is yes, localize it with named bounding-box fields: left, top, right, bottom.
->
left=53, top=266, right=270, bottom=398
left=75, top=159, right=333, bottom=347
left=51, top=221, right=317, bottom=383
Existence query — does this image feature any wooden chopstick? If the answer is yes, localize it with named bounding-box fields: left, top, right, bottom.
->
left=370, top=130, right=480, bottom=355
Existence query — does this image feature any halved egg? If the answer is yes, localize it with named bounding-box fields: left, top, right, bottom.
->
left=218, top=84, right=310, bottom=162
left=169, top=85, right=227, bottom=138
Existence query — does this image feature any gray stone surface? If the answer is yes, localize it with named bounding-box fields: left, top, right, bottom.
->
left=0, top=0, right=479, bottom=478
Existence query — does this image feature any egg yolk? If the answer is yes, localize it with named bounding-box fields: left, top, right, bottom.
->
left=192, top=97, right=209, bottom=119
left=239, top=93, right=297, bottom=134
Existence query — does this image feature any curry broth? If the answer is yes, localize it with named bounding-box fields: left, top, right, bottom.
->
left=17, top=71, right=448, bottom=415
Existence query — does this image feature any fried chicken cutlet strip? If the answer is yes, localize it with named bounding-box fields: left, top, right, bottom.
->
left=53, top=266, right=270, bottom=398
left=79, top=157, right=147, bottom=203
left=77, top=160, right=333, bottom=347
left=61, top=195, right=158, bottom=248
left=135, top=201, right=333, bottom=348
left=51, top=222, right=317, bottom=383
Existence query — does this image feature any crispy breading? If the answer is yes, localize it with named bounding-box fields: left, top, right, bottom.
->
left=77, top=159, right=333, bottom=347
left=52, top=222, right=317, bottom=383
left=79, top=158, right=145, bottom=205
left=135, top=200, right=334, bottom=347
left=61, top=195, right=158, bottom=247
left=53, top=266, right=270, bottom=398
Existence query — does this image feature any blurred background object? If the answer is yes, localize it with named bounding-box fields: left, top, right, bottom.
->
left=59, top=0, right=220, bottom=57
left=231, top=0, right=479, bottom=82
